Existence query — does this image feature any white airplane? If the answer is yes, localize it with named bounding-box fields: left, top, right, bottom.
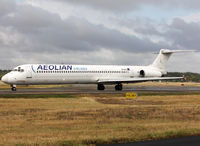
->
left=1, top=49, right=190, bottom=91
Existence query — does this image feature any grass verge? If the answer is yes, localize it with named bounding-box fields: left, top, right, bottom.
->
left=138, top=92, right=200, bottom=96
left=0, top=93, right=199, bottom=145
left=0, top=94, right=76, bottom=99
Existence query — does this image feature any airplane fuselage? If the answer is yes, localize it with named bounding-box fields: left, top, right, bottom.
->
left=1, top=49, right=187, bottom=91
left=2, top=64, right=162, bottom=85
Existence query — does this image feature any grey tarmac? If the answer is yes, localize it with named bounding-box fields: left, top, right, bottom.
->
left=0, top=84, right=200, bottom=94
left=102, top=135, right=200, bottom=146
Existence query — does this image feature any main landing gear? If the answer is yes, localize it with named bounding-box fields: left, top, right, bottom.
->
left=115, top=83, right=123, bottom=91
left=97, top=83, right=123, bottom=91
left=97, top=84, right=105, bottom=90
left=11, top=85, right=17, bottom=91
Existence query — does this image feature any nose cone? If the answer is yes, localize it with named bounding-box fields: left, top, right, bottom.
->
left=1, top=75, right=9, bottom=83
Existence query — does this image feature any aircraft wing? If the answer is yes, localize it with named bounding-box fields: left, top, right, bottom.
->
left=98, top=77, right=184, bottom=84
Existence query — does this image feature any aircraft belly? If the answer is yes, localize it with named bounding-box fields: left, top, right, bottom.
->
left=31, top=74, right=97, bottom=84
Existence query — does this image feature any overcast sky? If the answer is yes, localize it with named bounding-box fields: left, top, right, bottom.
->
left=0, top=0, right=200, bottom=72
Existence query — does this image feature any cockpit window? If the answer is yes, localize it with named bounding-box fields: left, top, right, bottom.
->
left=12, top=69, right=18, bottom=72
left=12, top=67, right=24, bottom=72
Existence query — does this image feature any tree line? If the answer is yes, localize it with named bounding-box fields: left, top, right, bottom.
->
left=0, top=70, right=10, bottom=79
left=166, top=72, right=200, bottom=82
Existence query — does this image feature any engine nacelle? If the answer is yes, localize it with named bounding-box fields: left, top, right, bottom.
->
left=139, top=69, right=162, bottom=77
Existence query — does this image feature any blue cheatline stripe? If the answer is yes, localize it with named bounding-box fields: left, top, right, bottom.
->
left=31, top=65, right=36, bottom=73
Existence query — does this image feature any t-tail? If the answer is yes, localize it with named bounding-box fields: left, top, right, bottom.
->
left=150, top=49, right=195, bottom=74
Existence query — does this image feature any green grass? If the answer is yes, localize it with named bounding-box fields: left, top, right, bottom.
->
left=0, top=94, right=76, bottom=99
left=0, top=92, right=200, bottom=99
left=138, top=92, right=200, bottom=96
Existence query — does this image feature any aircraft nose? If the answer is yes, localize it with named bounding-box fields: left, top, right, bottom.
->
left=1, top=75, right=9, bottom=83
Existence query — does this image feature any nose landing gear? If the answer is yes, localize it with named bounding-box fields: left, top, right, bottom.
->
left=115, top=83, right=123, bottom=91
left=11, top=85, right=17, bottom=91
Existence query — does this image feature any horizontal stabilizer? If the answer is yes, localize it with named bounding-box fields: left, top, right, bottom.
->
left=161, top=49, right=196, bottom=54
left=151, top=49, right=196, bottom=74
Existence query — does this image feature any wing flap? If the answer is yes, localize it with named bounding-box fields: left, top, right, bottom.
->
left=98, top=77, right=183, bottom=84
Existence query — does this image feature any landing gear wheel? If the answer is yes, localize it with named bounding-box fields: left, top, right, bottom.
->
left=11, top=87, right=17, bottom=91
left=97, top=84, right=105, bottom=90
left=115, top=84, right=123, bottom=91
left=11, top=85, right=17, bottom=91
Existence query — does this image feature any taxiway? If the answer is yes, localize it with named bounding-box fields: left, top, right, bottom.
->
left=0, top=84, right=200, bottom=94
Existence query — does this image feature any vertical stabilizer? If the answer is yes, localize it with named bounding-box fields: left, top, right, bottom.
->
left=151, top=49, right=194, bottom=74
